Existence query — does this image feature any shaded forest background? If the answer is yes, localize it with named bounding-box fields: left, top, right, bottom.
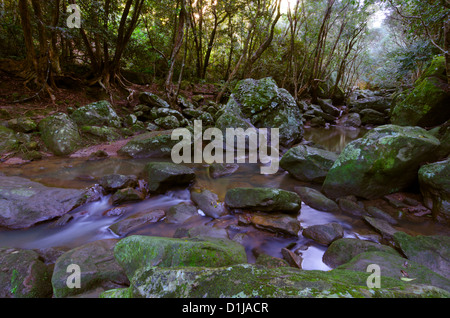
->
left=0, top=0, right=448, bottom=109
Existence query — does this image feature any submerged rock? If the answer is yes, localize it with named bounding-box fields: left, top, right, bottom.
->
left=209, top=163, right=239, bottom=179
left=225, top=187, right=301, bottom=214
left=109, top=210, right=165, bottom=236
left=322, top=125, right=440, bottom=199
left=38, top=112, right=82, bottom=156
left=0, top=175, right=91, bottom=229
left=280, top=145, right=338, bottom=183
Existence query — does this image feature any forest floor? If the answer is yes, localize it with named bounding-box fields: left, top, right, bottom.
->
left=0, top=70, right=219, bottom=122
left=0, top=70, right=221, bottom=164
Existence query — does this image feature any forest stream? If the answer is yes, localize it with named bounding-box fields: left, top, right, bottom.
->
left=1, top=126, right=447, bottom=273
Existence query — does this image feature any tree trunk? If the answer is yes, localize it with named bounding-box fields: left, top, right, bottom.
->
left=243, top=0, right=282, bottom=78
left=444, top=17, right=450, bottom=85
left=165, top=0, right=187, bottom=107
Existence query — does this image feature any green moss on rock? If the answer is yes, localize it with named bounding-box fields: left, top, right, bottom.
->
left=113, top=235, right=248, bottom=279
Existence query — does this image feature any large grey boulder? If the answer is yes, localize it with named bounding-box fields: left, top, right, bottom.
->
left=0, top=176, right=91, bottom=229
left=51, top=239, right=129, bottom=298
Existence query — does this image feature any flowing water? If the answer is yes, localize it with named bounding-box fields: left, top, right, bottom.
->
left=0, top=127, right=446, bottom=271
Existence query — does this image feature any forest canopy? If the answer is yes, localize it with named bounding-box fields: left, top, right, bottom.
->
left=0, top=0, right=448, bottom=105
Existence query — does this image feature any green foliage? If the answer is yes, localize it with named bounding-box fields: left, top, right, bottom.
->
left=0, top=0, right=445, bottom=96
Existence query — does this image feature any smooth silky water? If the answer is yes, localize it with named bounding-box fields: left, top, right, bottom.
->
left=0, top=127, right=446, bottom=270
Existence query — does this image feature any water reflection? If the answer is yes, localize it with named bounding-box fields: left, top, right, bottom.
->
left=0, top=126, right=399, bottom=271
left=303, top=126, right=369, bottom=153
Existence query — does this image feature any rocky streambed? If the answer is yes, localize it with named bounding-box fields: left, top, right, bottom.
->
left=0, top=64, right=449, bottom=298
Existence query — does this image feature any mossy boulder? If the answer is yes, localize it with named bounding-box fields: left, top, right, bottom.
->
left=280, top=145, right=338, bottom=183
left=51, top=239, right=129, bottom=298
left=80, top=125, right=122, bottom=142
left=336, top=251, right=450, bottom=292
left=349, top=96, right=391, bottom=114
left=113, top=235, right=248, bottom=279
left=154, top=115, right=180, bottom=129
left=322, top=238, right=400, bottom=268
left=391, top=56, right=450, bottom=127
left=393, top=232, right=450, bottom=278
left=138, top=92, right=170, bottom=109
left=215, top=77, right=303, bottom=147
left=225, top=187, right=301, bottom=214
left=0, top=125, right=19, bottom=154
left=391, top=77, right=450, bottom=127
left=417, top=55, right=447, bottom=82
left=418, top=158, right=450, bottom=222
left=118, top=130, right=182, bottom=158
left=143, top=161, right=196, bottom=192
left=7, top=117, right=37, bottom=133
left=101, top=263, right=449, bottom=298
left=71, top=100, right=121, bottom=128
left=0, top=247, right=52, bottom=298
left=38, top=112, right=82, bottom=156
left=322, top=125, right=441, bottom=199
